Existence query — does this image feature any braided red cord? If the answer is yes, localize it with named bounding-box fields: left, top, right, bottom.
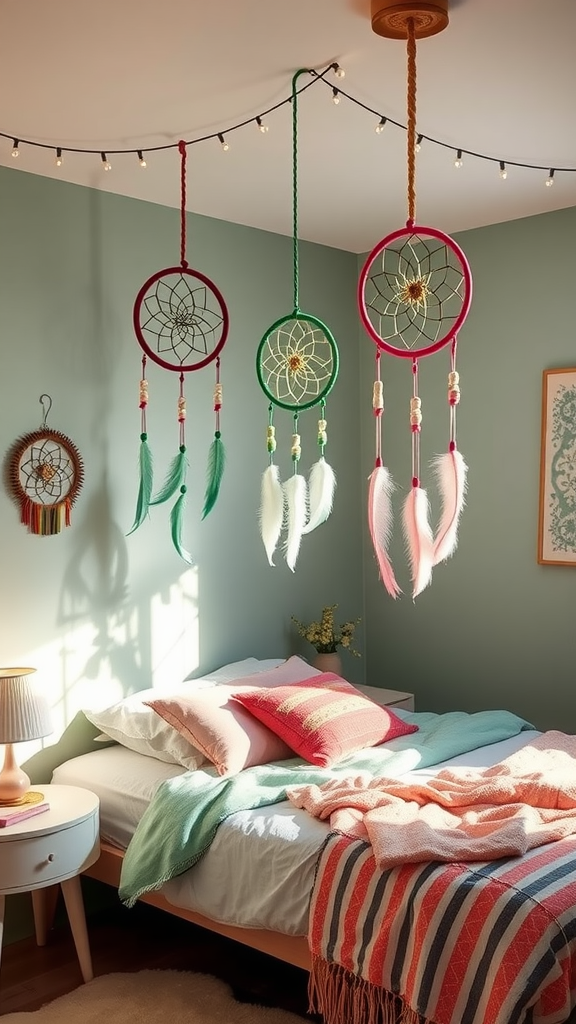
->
left=178, top=140, right=188, bottom=268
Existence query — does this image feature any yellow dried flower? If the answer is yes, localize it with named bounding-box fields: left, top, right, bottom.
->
left=291, top=605, right=361, bottom=657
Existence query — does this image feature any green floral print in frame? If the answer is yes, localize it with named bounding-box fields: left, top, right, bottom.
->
left=538, top=367, right=576, bottom=565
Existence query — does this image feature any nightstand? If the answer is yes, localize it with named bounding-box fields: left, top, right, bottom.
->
left=0, top=783, right=99, bottom=984
left=356, top=684, right=414, bottom=712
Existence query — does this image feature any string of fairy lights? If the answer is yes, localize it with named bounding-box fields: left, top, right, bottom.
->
left=2, top=62, right=575, bottom=187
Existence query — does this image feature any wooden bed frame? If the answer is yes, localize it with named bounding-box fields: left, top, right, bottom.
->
left=84, top=841, right=312, bottom=971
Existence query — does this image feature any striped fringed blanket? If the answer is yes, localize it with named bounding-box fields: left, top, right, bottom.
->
left=308, top=832, right=576, bottom=1024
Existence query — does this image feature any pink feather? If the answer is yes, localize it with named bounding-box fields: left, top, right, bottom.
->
left=402, top=486, right=434, bottom=599
left=367, top=466, right=401, bottom=598
left=432, top=449, right=468, bottom=565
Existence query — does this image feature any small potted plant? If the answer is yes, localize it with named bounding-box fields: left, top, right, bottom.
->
left=291, top=604, right=361, bottom=675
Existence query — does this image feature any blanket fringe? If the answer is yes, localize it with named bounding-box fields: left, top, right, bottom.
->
left=309, top=956, right=427, bottom=1024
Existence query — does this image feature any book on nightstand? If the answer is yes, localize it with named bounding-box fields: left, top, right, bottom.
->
left=0, top=801, right=50, bottom=827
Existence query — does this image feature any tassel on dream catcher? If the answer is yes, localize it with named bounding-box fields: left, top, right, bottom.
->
left=359, top=1, right=472, bottom=599
left=7, top=394, right=84, bottom=535
left=129, top=140, right=229, bottom=562
left=256, top=70, right=339, bottom=571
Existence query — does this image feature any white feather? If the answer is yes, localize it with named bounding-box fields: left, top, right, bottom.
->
left=367, top=466, right=401, bottom=598
left=259, top=464, right=284, bottom=566
left=283, top=474, right=308, bottom=572
left=431, top=449, right=468, bottom=565
left=301, top=458, right=336, bottom=534
left=402, top=486, right=434, bottom=599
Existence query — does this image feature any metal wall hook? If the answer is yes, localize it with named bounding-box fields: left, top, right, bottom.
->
left=39, top=394, right=52, bottom=427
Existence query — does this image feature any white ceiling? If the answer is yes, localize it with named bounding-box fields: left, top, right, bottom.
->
left=2, top=0, right=576, bottom=253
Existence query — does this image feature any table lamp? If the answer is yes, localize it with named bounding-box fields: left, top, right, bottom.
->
left=0, top=667, right=52, bottom=804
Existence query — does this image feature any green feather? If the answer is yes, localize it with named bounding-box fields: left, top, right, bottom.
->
left=127, top=435, right=153, bottom=535
left=201, top=433, right=226, bottom=520
left=151, top=447, right=187, bottom=506
left=170, top=486, right=193, bottom=564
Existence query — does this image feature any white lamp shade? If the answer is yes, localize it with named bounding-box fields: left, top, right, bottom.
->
left=0, top=668, right=52, bottom=744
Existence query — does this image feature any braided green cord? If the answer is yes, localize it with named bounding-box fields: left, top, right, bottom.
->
left=291, top=71, right=306, bottom=316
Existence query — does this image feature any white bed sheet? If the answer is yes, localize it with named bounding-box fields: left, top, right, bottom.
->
left=52, top=729, right=541, bottom=936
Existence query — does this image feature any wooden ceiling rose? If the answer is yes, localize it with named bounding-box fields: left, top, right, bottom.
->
left=371, top=0, right=449, bottom=39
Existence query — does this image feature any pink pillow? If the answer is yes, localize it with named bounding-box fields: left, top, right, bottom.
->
left=231, top=673, right=418, bottom=768
left=145, top=685, right=295, bottom=776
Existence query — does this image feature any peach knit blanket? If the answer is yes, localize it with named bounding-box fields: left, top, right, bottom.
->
left=287, top=730, right=576, bottom=867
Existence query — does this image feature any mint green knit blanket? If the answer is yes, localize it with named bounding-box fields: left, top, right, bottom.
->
left=118, top=709, right=532, bottom=907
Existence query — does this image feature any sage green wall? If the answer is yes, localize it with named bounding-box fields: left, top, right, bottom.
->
left=360, top=205, right=576, bottom=733
left=0, top=163, right=364, bottom=769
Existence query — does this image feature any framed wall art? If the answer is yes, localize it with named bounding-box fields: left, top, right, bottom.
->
left=538, top=367, right=576, bottom=565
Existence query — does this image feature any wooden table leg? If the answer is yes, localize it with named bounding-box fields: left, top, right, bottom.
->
left=31, top=884, right=59, bottom=946
left=0, top=894, right=5, bottom=974
left=60, top=876, right=93, bottom=983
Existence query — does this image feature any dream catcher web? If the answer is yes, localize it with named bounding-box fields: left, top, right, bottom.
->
left=7, top=394, right=84, bottom=535
left=256, top=71, right=339, bottom=571
left=363, top=229, right=468, bottom=353
left=358, top=10, right=472, bottom=599
left=130, top=140, right=229, bottom=562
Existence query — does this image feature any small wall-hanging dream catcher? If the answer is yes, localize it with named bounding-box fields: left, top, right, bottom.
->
left=7, top=394, right=84, bottom=535
left=130, top=140, right=229, bottom=563
left=358, top=0, right=472, bottom=599
left=256, top=70, right=340, bottom=571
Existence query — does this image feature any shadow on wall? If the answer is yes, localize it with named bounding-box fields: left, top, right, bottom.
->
left=57, top=477, right=148, bottom=697
left=23, top=471, right=199, bottom=781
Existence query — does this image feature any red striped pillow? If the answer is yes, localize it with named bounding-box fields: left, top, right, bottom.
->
left=232, top=673, right=418, bottom=768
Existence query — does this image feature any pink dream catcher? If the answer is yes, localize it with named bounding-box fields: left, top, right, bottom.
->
left=358, top=12, right=472, bottom=600
left=129, top=140, right=229, bottom=562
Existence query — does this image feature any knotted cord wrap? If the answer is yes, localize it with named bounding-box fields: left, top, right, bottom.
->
left=358, top=5, right=473, bottom=598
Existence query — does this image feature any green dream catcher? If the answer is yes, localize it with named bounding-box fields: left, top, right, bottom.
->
left=256, top=70, right=339, bottom=571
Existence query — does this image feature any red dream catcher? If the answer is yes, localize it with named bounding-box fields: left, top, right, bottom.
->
left=7, top=394, right=84, bottom=535
left=358, top=4, right=472, bottom=599
left=129, top=140, right=229, bottom=562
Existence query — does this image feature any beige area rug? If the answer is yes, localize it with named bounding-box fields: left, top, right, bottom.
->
left=3, top=969, right=309, bottom=1023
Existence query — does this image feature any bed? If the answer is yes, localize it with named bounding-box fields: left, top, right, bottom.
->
left=49, top=656, right=576, bottom=1024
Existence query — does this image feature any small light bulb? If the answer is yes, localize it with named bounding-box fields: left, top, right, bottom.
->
left=332, top=88, right=340, bottom=105
left=55, top=147, right=63, bottom=167
left=101, top=151, right=111, bottom=171
left=546, top=168, right=555, bottom=187
left=375, top=117, right=387, bottom=134
left=333, top=64, right=345, bottom=79
left=11, top=139, right=19, bottom=158
left=218, top=133, right=229, bottom=152
left=454, top=149, right=463, bottom=168
left=137, top=150, right=147, bottom=168
left=499, top=160, right=507, bottom=180
left=256, top=117, right=269, bottom=134
left=415, top=134, right=423, bottom=153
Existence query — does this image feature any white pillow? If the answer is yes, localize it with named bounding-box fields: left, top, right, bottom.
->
left=83, top=686, right=207, bottom=770
left=83, top=658, right=287, bottom=768
left=186, top=657, right=284, bottom=684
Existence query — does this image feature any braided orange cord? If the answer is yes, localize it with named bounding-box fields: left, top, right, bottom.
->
left=406, top=17, right=417, bottom=224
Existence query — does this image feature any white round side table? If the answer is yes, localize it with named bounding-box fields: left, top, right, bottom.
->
left=0, top=783, right=100, bottom=984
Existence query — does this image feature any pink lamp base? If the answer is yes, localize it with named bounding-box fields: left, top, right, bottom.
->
left=0, top=743, right=32, bottom=805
